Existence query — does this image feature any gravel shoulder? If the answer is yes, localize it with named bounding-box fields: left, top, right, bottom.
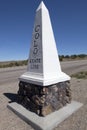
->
left=0, top=60, right=87, bottom=130
left=0, top=78, right=87, bottom=130
left=55, top=78, right=87, bottom=130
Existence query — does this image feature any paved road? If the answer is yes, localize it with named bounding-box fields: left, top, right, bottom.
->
left=0, top=60, right=87, bottom=85
left=61, top=60, right=87, bottom=74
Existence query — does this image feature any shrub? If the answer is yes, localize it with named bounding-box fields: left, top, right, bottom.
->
left=71, top=71, right=87, bottom=79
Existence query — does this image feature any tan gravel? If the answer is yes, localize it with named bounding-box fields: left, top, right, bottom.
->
left=0, top=78, right=87, bottom=130
left=54, top=78, right=87, bottom=130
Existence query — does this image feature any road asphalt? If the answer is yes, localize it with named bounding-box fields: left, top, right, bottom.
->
left=0, top=60, right=87, bottom=85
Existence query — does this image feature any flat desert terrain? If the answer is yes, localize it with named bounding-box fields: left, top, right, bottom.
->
left=0, top=60, right=87, bottom=130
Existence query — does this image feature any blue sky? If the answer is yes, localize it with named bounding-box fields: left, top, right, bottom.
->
left=0, top=0, right=87, bottom=61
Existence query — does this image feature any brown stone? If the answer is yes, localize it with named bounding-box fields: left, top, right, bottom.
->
left=17, top=81, right=71, bottom=116
left=41, top=104, right=53, bottom=116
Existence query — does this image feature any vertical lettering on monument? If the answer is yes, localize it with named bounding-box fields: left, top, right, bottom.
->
left=33, top=25, right=40, bottom=56
left=28, top=23, right=43, bottom=73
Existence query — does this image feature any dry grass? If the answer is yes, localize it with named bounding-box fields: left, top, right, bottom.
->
left=0, top=60, right=28, bottom=68
left=71, top=71, right=87, bottom=79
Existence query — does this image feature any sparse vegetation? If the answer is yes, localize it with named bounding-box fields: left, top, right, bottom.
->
left=59, top=54, right=87, bottom=61
left=0, top=60, right=28, bottom=68
left=0, top=54, right=87, bottom=68
left=71, top=71, right=87, bottom=79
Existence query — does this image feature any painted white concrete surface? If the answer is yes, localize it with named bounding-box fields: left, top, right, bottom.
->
left=19, top=1, right=70, bottom=86
left=7, top=101, right=83, bottom=130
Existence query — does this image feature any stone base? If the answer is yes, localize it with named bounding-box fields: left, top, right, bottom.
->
left=17, top=81, right=71, bottom=116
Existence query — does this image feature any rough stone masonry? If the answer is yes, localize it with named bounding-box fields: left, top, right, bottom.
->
left=17, top=81, right=71, bottom=116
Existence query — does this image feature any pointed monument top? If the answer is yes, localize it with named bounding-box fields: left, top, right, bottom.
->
left=20, top=0, right=70, bottom=86
left=36, top=1, right=47, bottom=11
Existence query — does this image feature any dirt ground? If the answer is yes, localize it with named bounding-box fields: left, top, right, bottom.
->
left=55, top=78, right=87, bottom=130
left=0, top=77, right=87, bottom=130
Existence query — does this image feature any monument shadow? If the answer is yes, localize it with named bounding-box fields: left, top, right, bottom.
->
left=4, top=93, right=17, bottom=103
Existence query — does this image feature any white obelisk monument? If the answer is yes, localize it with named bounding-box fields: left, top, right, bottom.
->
left=19, top=1, right=70, bottom=86
left=8, top=2, right=83, bottom=130
left=17, top=1, right=72, bottom=117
